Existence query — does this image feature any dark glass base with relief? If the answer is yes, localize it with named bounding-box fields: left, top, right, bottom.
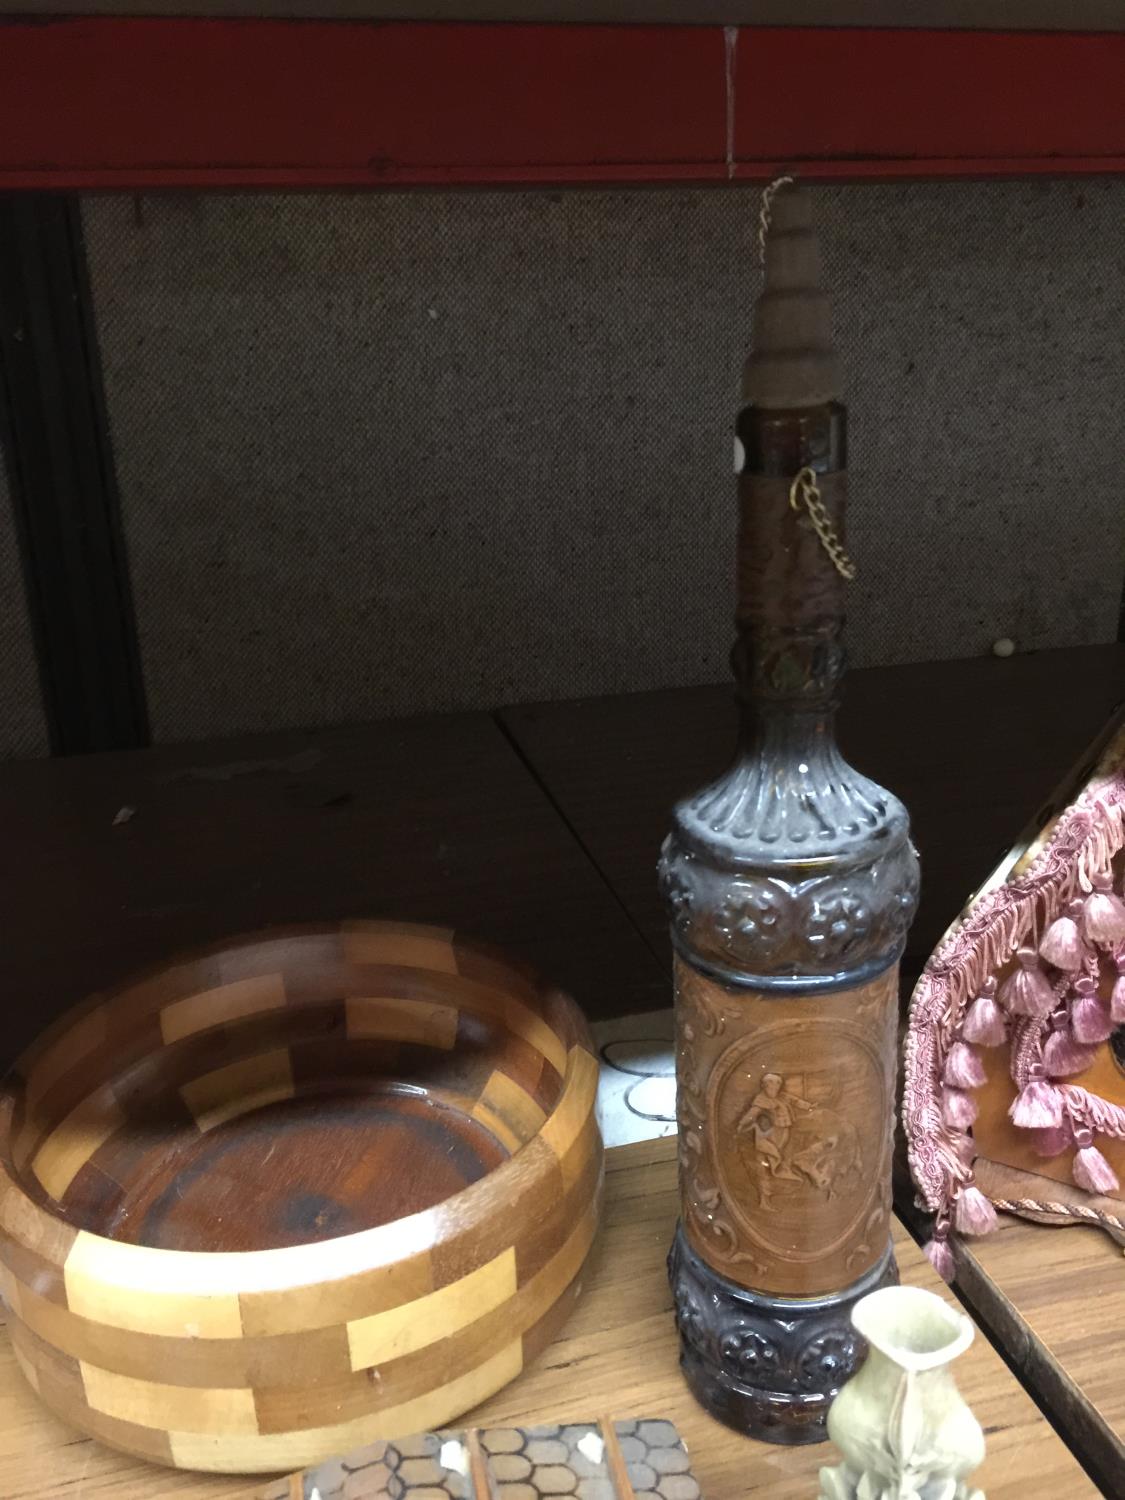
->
left=668, top=1228, right=898, bottom=1444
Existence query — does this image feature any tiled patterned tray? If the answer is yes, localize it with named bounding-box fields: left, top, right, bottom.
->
left=261, top=1418, right=701, bottom=1500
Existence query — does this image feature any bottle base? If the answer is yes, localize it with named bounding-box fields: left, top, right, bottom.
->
left=667, top=1224, right=897, bottom=1445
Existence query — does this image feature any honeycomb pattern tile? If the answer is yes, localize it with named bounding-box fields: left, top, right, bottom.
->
left=261, top=1418, right=700, bottom=1500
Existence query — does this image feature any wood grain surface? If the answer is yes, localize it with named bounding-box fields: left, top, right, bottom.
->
left=0, top=712, right=666, bottom=1071
left=501, top=646, right=1125, bottom=992
left=0, top=923, right=602, bottom=1472
left=946, top=1161, right=1125, bottom=1496
left=0, top=651, right=1116, bottom=1072
left=0, top=1138, right=1097, bottom=1499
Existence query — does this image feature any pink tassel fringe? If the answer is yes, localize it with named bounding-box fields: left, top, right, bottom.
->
left=1084, top=878, right=1125, bottom=947
left=963, top=992, right=1007, bottom=1047
left=1073, top=1144, right=1120, bottom=1195
left=924, top=1237, right=956, bottom=1282
left=943, top=1041, right=987, bottom=1089
left=953, top=1185, right=998, bottom=1235
left=1028, top=1122, right=1074, bottom=1157
left=901, top=760, right=1125, bottom=1245
left=942, top=1087, right=978, bottom=1129
left=999, top=948, right=1056, bottom=1018
left=1043, top=1027, right=1098, bottom=1077
left=1010, top=1079, right=1063, bottom=1129
left=953, top=1132, right=976, bottom=1166
left=1111, top=968, right=1125, bottom=1024
left=1039, top=903, right=1087, bottom=970
left=1071, top=981, right=1116, bottom=1044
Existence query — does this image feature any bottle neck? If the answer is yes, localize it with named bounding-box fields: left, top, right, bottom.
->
left=733, top=400, right=848, bottom=728
left=737, top=699, right=837, bottom=758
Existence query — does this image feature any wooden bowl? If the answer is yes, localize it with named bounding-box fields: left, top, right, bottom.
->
left=0, top=922, right=602, bottom=1473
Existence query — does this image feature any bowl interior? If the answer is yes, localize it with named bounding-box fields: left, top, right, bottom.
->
left=3, top=924, right=577, bottom=1253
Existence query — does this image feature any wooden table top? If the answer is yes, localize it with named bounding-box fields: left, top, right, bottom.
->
left=3, top=646, right=1118, bottom=1069
left=0, top=709, right=666, bottom=1067
left=501, top=644, right=1125, bottom=986
left=950, top=1213, right=1125, bottom=1497
left=0, top=1138, right=1099, bottom=1500
left=1, top=645, right=1122, bottom=1494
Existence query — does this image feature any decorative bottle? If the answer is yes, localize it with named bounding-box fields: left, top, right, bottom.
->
left=661, top=184, right=920, bottom=1444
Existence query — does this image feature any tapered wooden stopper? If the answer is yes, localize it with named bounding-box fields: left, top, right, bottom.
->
left=741, top=185, right=841, bottom=410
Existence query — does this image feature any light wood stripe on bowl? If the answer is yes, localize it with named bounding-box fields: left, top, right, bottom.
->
left=345, top=995, right=460, bottom=1049
left=32, top=1087, right=124, bottom=1199
left=340, top=922, right=460, bottom=974
left=180, top=1048, right=296, bottom=1134
left=168, top=1343, right=526, bottom=1474
left=346, top=1247, right=518, bottom=1370
left=161, top=973, right=287, bottom=1045
left=64, top=1234, right=247, bottom=1337
left=81, top=1361, right=261, bottom=1435
left=473, top=1068, right=548, bottom=1145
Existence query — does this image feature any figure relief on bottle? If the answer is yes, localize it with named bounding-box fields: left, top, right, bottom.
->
left=677, top=961, right=897, bottom=1294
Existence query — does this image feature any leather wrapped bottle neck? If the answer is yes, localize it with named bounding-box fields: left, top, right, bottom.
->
left=734, top=400, right=847, bottom=713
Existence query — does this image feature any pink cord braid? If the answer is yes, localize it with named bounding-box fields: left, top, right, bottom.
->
left=903, top=764, right=1125, bottom=1229
left=1063, top=1085, right=1125, bottom=1142
left=1009, top=1016, right=1047, bottom=1088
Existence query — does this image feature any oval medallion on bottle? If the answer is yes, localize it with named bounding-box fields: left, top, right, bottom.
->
left=706, top=1017, right=887, bottom=1269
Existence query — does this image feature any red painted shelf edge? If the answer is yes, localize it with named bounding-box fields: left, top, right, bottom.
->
left=4, top=158, right=1125, bottom=194
left=0, top=21, right=1123, bottom=191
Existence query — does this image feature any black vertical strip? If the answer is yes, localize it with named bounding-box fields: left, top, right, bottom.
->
left=0, top=195, right=148, bottom=753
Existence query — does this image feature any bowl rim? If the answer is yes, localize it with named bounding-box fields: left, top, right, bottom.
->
left=0, top=919, right=598, bottom=1281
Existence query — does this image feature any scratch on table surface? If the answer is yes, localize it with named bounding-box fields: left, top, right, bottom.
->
left=724, top=25, right=738, bottom=180
left=71, top=1440, right=92, bottom=1499
left=156, top=748, right=323, bottom=784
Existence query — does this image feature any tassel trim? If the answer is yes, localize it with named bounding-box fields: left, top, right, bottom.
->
left=902, top=749, right=1125, bottom=1249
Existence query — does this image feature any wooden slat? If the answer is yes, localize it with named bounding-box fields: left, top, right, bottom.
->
left=0, top=21, right=725, bottom=191
left=1, top=23, right=1124, bottom=190
left=3, top=1, right=1125, bottom=27
left=0, top=712, right=666, bottom=1069
left=734, top=28, right=1125, bottom=171
left=947, top=1216, right=1125, bottom=1497
left=501, top=646, right=1125, bottom=994
left=0, top=1138, right=1096, bottom=1497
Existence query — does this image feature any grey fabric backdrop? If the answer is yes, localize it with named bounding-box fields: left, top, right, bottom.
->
left=84, top=181, right=1124, bottom=743
left=0, top=442, right=48, bottom=758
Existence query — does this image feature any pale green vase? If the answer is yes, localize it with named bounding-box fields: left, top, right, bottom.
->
left=818, top=1285, right=986, bottom=1500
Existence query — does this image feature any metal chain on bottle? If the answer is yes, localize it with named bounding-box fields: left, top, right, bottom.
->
left=759, top=174, right=856, bottom=583
left=789, top=466, right=857, bottom=581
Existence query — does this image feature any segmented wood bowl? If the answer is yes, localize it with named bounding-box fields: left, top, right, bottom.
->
left=0, top=922, right=602, bottom=1473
